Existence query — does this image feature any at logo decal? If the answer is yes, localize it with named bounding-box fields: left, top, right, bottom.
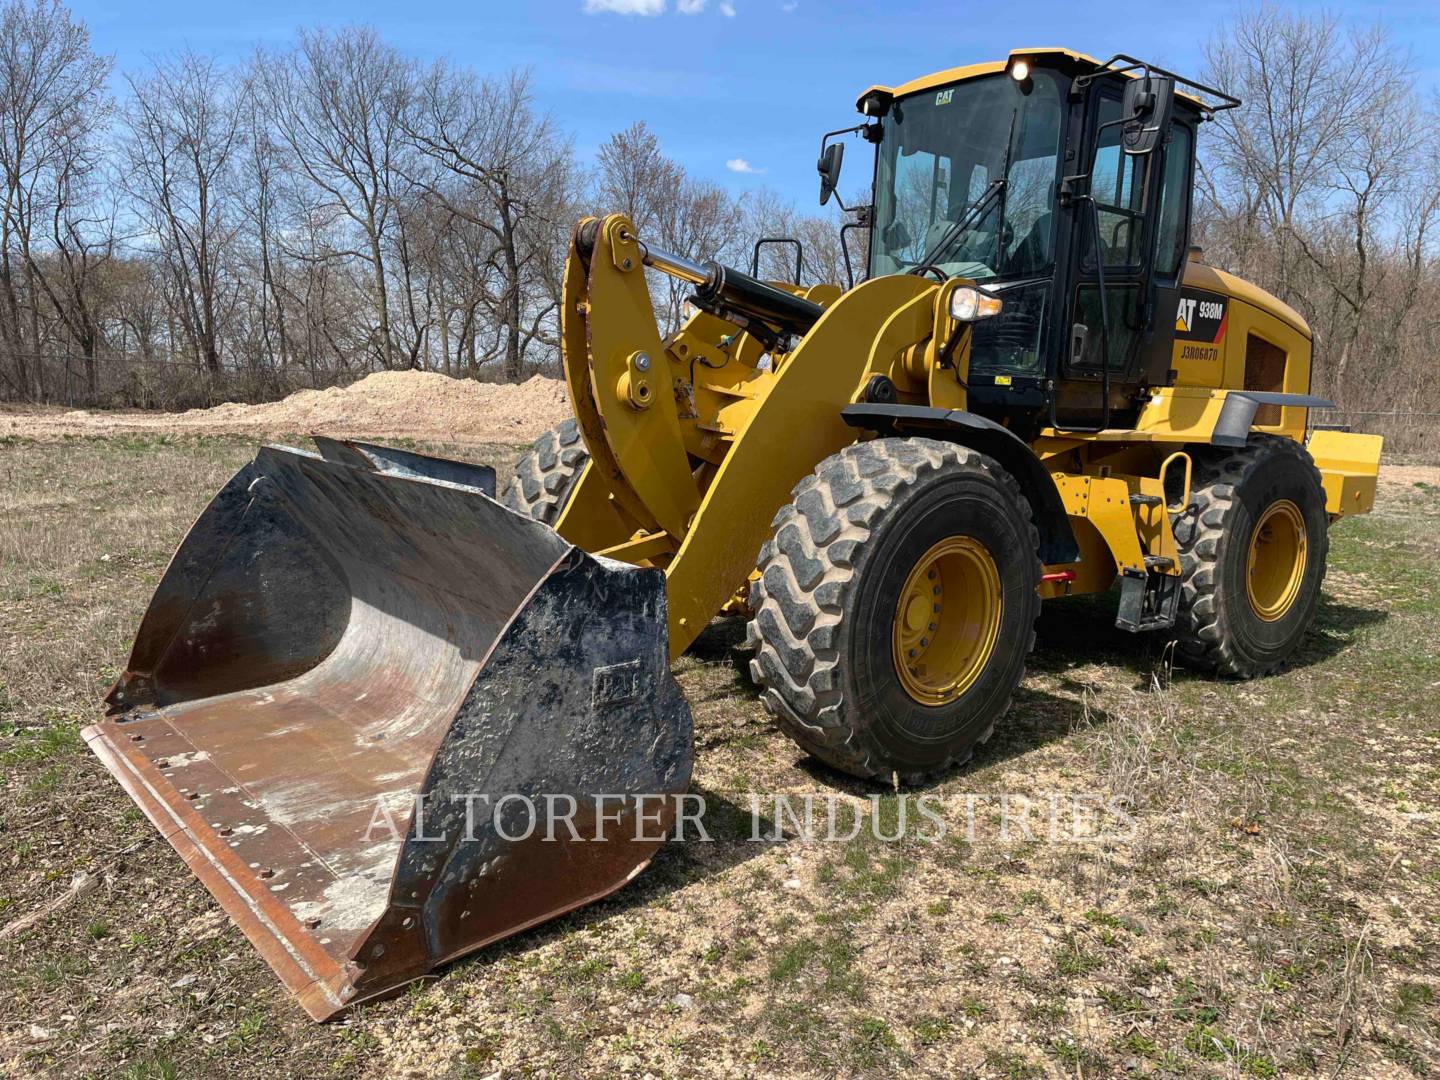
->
left=1174, top=289, right=1228, bottom=346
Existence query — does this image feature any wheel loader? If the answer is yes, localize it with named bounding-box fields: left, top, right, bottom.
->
left=84, top=48, right=1383, bottom=1019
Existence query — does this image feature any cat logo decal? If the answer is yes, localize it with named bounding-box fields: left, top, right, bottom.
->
left=1175, top=290, right=1227, bottom=344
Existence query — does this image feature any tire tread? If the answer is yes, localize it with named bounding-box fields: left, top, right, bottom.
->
left=1172, top=435, right=1328, bottom=677
left=501, top=418, right=587, bottom=525
left=747, top=437, right=1040, bottom=783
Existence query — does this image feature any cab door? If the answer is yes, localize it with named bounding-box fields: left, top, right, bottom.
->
left=1053, top=81, right=1194, bottom=426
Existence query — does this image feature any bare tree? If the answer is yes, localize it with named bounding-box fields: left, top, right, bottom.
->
left=1295, top=78, right=1425, bottom=383
left=1201, top=5, right=1440, bottom=423
left=0, top=0, right=109, bottom=398
left=407, top=66, right=577, bottom=379
left=593, top=121, right=749, bottom=331
left=238, top=71, right=292, bottom=374
left=122, top=51, right=244, bottom=373
left=743, top=187, right=859, bottom=288
left=1202, top=7, right=1395, bottom=307
left=595, top=121, right=683, bottom=238
left=32, top=107, right=115, bottom=394
left=256, top=28, right=418, bottom=370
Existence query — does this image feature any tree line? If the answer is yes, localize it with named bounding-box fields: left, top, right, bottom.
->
left=1199, top=6, right=1440, bottom=448
left=0, top=1, right=850, bottom=409
left=0, top=1, right=1435, bottom=449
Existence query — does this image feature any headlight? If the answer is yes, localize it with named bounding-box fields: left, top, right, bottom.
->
left=949, top=286, right=1003, bottom=322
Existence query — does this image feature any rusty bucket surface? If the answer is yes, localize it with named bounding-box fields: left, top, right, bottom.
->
left=83, top=440, right=692, bottom=1019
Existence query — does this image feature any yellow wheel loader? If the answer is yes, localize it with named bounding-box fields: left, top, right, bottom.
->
left=85, top=49, right=1382, bottom=1018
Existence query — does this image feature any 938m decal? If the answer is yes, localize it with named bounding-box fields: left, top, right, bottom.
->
left=1175, top=289, right=1228, bottom=360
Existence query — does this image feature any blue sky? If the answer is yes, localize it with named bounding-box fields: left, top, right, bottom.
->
left=70, top=0, right=1440, bottom=209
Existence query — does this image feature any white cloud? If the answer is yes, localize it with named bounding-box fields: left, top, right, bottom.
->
left=719, top=0, right=737, bottom=13
left=726, top=157, right=765, bottom=174
left=677, top=0, right=706, bottom=11
left=781, top=1, right=798, bottom=9
left=583, top=0, right=665, bottom=14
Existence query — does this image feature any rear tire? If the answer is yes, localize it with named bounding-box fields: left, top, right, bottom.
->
left=502, top=418, right=588, bottom=525
left=746, top=438, right=1041, bottom=783
left=1172, top=436, right=1328, bottom=677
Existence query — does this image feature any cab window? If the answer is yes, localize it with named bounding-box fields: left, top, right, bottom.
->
left=1086, top=93, right=1145, bottom=269
left=1154, top=123, right=1193, bottom=279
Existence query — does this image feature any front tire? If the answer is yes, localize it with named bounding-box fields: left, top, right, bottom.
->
left=746, top=438, right=1041, bottom=783
left=501, top=418, right=588, bottom=525
left=1172, top=436, right=1328, bottom=677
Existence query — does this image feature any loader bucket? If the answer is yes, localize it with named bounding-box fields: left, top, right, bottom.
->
left=83, top=439, right=692, bottom=1020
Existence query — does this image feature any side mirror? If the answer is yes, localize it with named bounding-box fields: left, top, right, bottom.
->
left=1120, top=75, right=1175, bottom=155
left=818, top=142, right=844, bottom=206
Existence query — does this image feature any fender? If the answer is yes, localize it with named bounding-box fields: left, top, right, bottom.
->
left=842, top=404, right=1081, bottom=565
left=1212, top=391, right=1335, bottom=448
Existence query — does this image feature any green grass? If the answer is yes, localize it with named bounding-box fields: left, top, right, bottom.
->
left=0, top=711, right=83, bottom=766
left=1054, top=934, right=1105, bottom=977
left=1184, top=1023, right=1280, bottom=1077
left=911, top=1015, right=954, bottom=1045
left=846, top=1017, right=905, bottom=1071
left=1394, top=980, right=1437, bottom=1031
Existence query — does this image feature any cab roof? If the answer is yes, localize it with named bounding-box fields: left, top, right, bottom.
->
left=857, top=47, right=1211, bottom=113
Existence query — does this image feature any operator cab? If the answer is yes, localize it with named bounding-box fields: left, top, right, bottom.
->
left=828, top=50, right=1236, bottom=435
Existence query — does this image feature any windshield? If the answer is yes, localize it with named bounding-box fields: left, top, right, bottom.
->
left=870, top=71, right=1064, bottom=281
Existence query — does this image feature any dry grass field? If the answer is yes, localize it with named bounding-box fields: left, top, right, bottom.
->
left=1, top=433, right=1438, bottom=1078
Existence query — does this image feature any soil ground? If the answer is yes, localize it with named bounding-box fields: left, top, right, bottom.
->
left=1, top=431, right=1437, bottom=1079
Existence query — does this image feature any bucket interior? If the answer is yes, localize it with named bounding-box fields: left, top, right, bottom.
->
left=97, top=447, right=569, bottom=973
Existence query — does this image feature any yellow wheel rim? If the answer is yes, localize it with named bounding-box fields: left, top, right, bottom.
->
left=892, top=536, right=1002, bottom=706
left=1246, top=499, right=1307, bottom=622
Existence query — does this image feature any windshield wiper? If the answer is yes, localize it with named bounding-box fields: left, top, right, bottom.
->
left=909, top=177, right=1006, bottom=274
left=910, top=109, right=1019, bottom=275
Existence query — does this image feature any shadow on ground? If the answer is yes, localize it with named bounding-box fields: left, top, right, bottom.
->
left=1031, top=588, right=1387, bottom=680
left=1288, top=594, right=1389, bottom=667
left=360, top=589, right=1391, bottom=1010
left=685, top=583, right=1388, bottom=792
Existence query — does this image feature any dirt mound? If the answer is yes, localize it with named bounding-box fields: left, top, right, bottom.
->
left=0, top=370, right=572, bottom=444
left=176, top=370, right=569, bottom=440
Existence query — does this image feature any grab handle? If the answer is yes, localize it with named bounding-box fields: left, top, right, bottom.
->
left=1160, top=450, right=1193, bottom=513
